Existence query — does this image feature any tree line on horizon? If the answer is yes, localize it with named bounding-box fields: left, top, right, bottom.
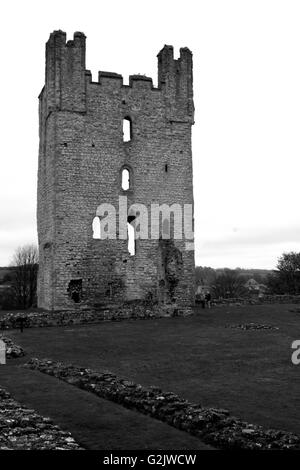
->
left=196, top=252, right=300, bottom=298
left=0, top=246, right=300, bottom=310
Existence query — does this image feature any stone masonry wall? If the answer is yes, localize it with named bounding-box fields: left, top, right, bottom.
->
left=37, top=31, right=195, bottom=312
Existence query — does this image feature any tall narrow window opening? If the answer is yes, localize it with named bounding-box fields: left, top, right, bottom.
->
left=92, top=216, right=101, bottom=239
left=123, top=117, right=132, bottom=142
left=121, top=168, right=130, bottom=190
left=127, top=222, right=135, bottom=256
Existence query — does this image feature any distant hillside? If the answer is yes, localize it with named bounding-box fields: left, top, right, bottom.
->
left=233, top=268, right=273, bottom=280
left=195, top=266, right=273, bottom=285
left=0, top=267, right=14, bottom=284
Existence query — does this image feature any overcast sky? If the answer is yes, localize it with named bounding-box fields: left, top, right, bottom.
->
left=1, top=0, right=300, bottom=269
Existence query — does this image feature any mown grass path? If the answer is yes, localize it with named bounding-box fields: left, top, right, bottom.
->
left=0, top=361, right=213, bottom=450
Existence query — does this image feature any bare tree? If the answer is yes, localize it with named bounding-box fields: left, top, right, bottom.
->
left=10, top=244, right=39, bottom=309
left=211, top=269, right=247, bottom=299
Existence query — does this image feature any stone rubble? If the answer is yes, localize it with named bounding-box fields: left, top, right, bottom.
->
left=225, top=323, right=279, bottom=331
left=213, top=295, right=300, bottom=306
left=25, top=358, right=300, bottom=450
left=0, top=387, right=83, bottom=450
left=1, top=297, right=299, bottom=331
left=0, top=304, right=191, bottom=331
left=0, top=335, right=25, bottom=359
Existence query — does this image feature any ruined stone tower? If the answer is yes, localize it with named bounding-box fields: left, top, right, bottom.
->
left=37, top=31, right=195, bottom=314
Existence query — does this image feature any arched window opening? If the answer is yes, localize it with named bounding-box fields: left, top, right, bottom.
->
left=123, top=117, right=132, bottom=142
left=92, top=216, right=101, bottom=239
left=121, top=168, right=130, bottom=191
left=127, top=222, right=135, bottom=256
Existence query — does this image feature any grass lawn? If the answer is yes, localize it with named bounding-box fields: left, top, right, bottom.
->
left=1, top=303, right=300, bottom=443
left=0, top=364, right=211, bottom=450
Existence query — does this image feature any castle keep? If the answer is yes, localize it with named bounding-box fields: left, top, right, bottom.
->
left=37, top=31, right=195, bottom=314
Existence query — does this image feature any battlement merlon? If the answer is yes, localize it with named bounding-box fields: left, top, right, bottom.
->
left=157, top=45, right=193, bottom=85
left=45, top=30, right=87, bottom=113
left=157, top=45, right=194, bottom=122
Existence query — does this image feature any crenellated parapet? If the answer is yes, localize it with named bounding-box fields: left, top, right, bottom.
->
left=41, top=31, right=194, bottom=122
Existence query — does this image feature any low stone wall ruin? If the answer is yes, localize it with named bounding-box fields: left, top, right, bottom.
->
left=0, top=387, right=82, bottom=450
left=0, top=303, right=193, bottom=331
left=212, top=294, right=300, bottom=307
left=25, top=358, right=300, bottom=450
left=0, top=335, right=25, bottom=358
